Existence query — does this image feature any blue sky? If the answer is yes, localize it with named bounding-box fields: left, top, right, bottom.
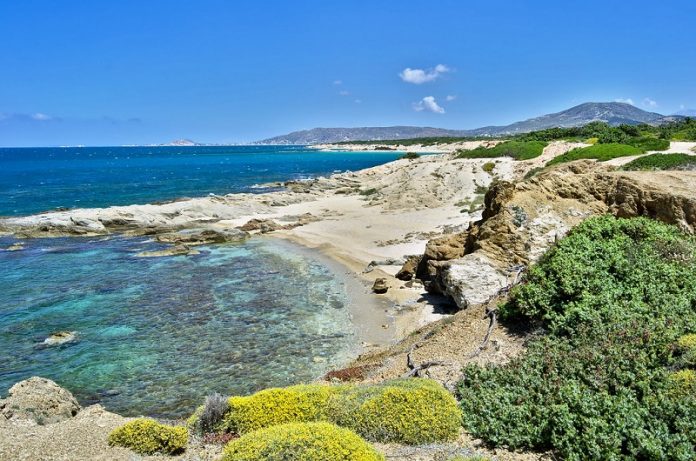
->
left=1, top=0, right=695, bottom=146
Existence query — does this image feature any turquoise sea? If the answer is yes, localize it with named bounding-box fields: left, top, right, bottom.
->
left=0, top=146, right=402, bottom=417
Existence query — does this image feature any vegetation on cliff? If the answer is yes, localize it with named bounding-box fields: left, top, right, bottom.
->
left=456, top=141, right=547, bottom=160
left=623, top=153, right=696, bottom=171
left=545, top=143, right=644, bottom=166
left=458, top=216, right=696, bottom=460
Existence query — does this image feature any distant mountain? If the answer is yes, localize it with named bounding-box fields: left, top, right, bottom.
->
left=467, top=102, right=666, bottom=136
left=257, top=126, right=468, bottom=145
left=676, top=109, right=696, bottom=117
left=257, top=102, right=674, bottom=144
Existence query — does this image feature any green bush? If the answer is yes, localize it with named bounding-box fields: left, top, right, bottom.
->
left=458, top=216, right=696, bottom=460
left=457, top=141, right=547, bottom=160
left=481, top=162, right=495, bottom=173
left=623, top=153, right=696, bottom=171
left=546, top=143, right=643, bottom=166
left=108, top=418, right=188, bottom=455
left=626, top=137, right=670, bottom=151
left=222, top=422, right=384, bottom=461
left=400, top=151, right=420, bottom=160
left=219, top=379, right=461, bottom=444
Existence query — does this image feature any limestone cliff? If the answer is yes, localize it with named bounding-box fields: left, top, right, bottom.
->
left=414, top=161, right=696, bottom=309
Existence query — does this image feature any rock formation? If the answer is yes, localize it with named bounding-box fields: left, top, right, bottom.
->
left=0, top=377, right=81, bottom=424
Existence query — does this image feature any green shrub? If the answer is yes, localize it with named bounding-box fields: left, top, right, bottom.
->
left=219, top=379, right=460, bottom=444
left=359, top=188, right=378, bottom=196
left=626, top=137, right=670, bottom=151
left=108, top=418, right=188, bottom=455
left=400, top=152, right=420, bottom=160
left=481, top=162, right=495, bottom=173
left=677, top=334, right=696, bottom=367
left=458, top=216, right=696, bottom=460
left=623, top=153, right=696, bottom=171
left=222, top=422, right=384, bottom=461
left=457, top=141, right=547, bottom=160
left=187, top=393, right=229, bottom=435
left=223, top=384, right=338, bottom=434
left=330, top=378, right=462, bottom=444
left=546, top=143, right=643, bottom=166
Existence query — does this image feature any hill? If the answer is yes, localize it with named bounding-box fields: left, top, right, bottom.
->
left=258, top=102, right=676, bottom=144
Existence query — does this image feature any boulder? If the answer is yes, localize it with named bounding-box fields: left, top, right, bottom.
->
left=395, top=255, right=422, bottom=281
left=239, top=219, right=283, bottom=233
left=135, top=244, right=200, bottom=258
left=0, top=377, right=81, bottom=424
left=156, top=227, right=248, bottom=245
left=372, top=278, right=389, bottom=294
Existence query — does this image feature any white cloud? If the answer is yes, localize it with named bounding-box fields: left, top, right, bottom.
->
left=680, top=104, right=686, bottom=110
left=354, top=99, right=362, bottom=104
left=446, top=95, right=457, bottom=101
left=31, top=112, right=52, bottom=121
left=333, top=80, right=342, bottom=85
left=413, top=96, right=445, bottom=114
left=339, top=90, right=350, bottom=96
left=615, top=98, right=634, bottom=105
left=399, top=64, right=450, bottom=84
left=643, top=97, right=658, bottom=108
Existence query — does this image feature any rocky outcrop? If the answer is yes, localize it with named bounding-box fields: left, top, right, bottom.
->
left=0, top=377, right=81, bottom=424
left=44, top=331, right=77, bottom=346
left=417, top=161, right=696, bottom=309
left=372, top=278, right=389, bottom=294
left=155, top=228, right=248, bottom=245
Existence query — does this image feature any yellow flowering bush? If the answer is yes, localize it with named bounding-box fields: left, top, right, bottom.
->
left=677, top=334, right=696, bottom=366
left=218, top=378, right=461, bottom=444
left=668, top=369, right=696, bottom=396
left=330, top=378, right=462, bottom=444
left=221, top=421, right=384, bottom=461
left=107, top=418, right=188, bottom=455
left=223, top=384, right=341, bottom=434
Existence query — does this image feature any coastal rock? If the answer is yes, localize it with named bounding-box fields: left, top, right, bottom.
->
left=135, top=244, right=200, bottom=258
left=372, top=278, right=389, bottom=294
left=43, top=331, right=77, bottom=346
left=3, top=242, right=24, bottom=252
left=0, top=377, right=81, bottom=424
left=417, top=162, right=696, bottom=309
left=155, top=227, right=249, bottom=245
left=395, top=255, right=422, bottom=281
left=239, top=218, right=283, bottom=233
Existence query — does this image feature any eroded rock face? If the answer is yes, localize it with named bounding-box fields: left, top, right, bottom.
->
left=418, top=162, right=696, bottom=310
left=155, top=227, right=249, bottom=245
left=0, top=377, right=81, bottom=424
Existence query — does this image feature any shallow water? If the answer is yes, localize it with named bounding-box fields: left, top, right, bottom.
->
left=0, top=235, right=357, bottom=417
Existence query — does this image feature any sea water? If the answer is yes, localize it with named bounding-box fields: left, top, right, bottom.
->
left=0, top=146, right=401, bottom=417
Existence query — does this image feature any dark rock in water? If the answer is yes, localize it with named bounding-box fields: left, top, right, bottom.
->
left=136, top=244, right=200, bottom=258
left=395, top=255, right=422, bottom=281
left=372, top=278, right=389, bottom=294
left=0, top=377, right=81, bottom=424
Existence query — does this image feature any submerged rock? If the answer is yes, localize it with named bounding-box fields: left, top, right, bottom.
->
left=156, top=227, right=249, bottom=245
left=372, top=278, right=389, bottom=294
left=136, top=244, right=200, bottom=258
left=2, top=243, right=24, bottom=252
left=43, top=331, right=77, bottom=346
left=0, top=377, right=81, bottom=424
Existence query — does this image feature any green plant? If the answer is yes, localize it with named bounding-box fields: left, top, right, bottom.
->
left=626, top=137, right=670, bottom=151
left=359, top=188, right=378, bottom=196
left=458, top=216, right=696, bottom=460
left=668, top=370, right=696, bottom=396
left=481, top=162, right=495, bottom=173
left=108, top=418, right=188, bottom=455
left=457, top=141, right=547, bottom=160
left=623, top=153, right=696, bottom=171
left=546, top=143, right=643, bottom=166
left=400, top=152, right=420, bottom=160
left=222, top=422, right=384, bottom=461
